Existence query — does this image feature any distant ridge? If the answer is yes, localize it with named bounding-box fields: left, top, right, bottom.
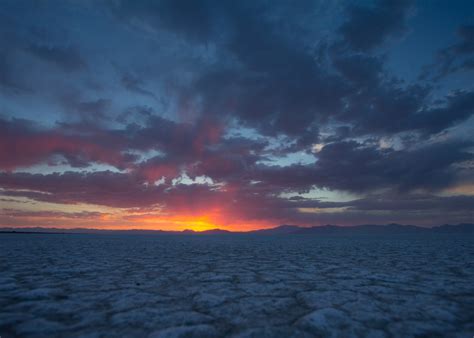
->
left=0, top=223, right=472, bottom=235
left=182, top=228, right=232, bottom=235
left=251, top=224, right=301, bottom=235
left=258, top=223, right=474, bottom=235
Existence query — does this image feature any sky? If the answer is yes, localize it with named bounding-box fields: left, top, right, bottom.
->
left=1, top=0, right=473, bottom=231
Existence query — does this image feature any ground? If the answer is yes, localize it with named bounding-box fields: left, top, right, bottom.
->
left=0, top=233, right=473, bottom=337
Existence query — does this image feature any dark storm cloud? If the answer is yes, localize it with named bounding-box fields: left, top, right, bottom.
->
left=412, top=90, right=474, bottom=133
left=258, top=193, right=474, bottom=223
left=255, top=140, right=473, bottom=193
left=339, top=85, right=474, bottom=136
left=27, top=44, right=86, bottom=72
left=0, top=33, right=32, bottom=94
left=336, top=194, right=474, bottom=213
left=332, top=54, right=384, bottom=87
left=123, top=115, right=224, bottom=159
left=121, top=72, right=156, bottom=98
left=113, top=0, right=344, bottom=138
left=111, top=0, right=472, bottom=142
left=0, top=5, right=87, bottom=96
left=58, top=94, right=113, bottom=124
left=423, top=24, right=474, bottom=80
left=338, top=0, right=413, bottom=52
left=0, top=52, right=29, bottom=94
left=188, top=136, right=267, bottom=182
left=113, top=0, right=219, bottom=42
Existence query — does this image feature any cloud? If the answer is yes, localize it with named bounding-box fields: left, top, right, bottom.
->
left=338, top=0, right=413, bottom=52
left=255, top=140, right=473, bottom=193
left=110, top=0, right=470, bottom=145
left=0, top=117, right=127, bottom=170
left=1, top=208, right=104, bottom=219
left=121, top=72, right=156, bottom=98
left=336, top=194, right=474, bottom=212
left=113, top=0, right=219, bottom=42
left=0, top=171, right=161, bottom=208
left=28, top=44, right=86, bottom=72
left=423, top=24, right=474, bottom=79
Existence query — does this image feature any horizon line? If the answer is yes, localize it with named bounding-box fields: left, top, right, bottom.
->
left=1, top=223, right=472, bottom=234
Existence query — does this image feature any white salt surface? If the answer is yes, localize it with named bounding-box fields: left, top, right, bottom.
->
left=0, top=234, right=473, bottom=337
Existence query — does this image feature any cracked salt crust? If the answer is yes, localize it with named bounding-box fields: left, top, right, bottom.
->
left=0, top=234, right=473, bottom=337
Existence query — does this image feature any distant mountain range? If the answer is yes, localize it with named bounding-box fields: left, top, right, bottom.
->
left=252, top=223, right=474, bottom=235
left=0, top=223, right=472, bottom=235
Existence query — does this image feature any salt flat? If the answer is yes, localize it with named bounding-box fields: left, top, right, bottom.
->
left=0, top=234, right=473, bottom=337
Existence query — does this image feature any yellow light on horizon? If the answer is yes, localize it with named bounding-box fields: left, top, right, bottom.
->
left=136, top=215, right=220, bottom=232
